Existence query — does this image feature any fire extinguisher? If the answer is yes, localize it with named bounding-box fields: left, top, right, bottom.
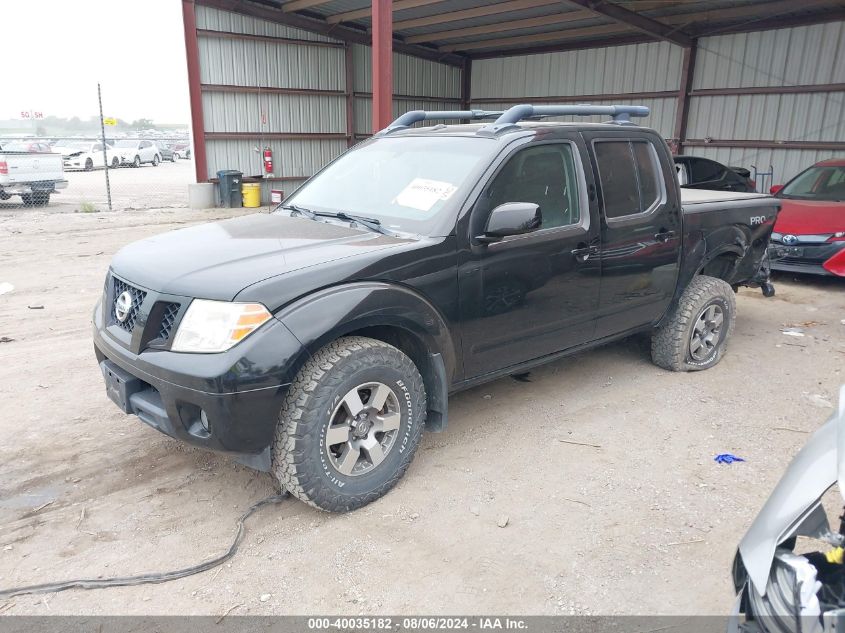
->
left=262, top=147, right=273, bottom=175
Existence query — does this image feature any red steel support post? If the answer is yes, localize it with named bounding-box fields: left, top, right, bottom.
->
left=182, top=0, right=209, bottom=182
left=371, top=0, right=393, bottom=133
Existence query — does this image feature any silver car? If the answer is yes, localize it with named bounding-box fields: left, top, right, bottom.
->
left=731, top=386, right=845, bottom=633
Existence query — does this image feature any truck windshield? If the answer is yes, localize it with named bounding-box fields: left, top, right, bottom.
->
left=780, top=165, right=845, bottom=202
left=282, top=136, right=494, bottom=235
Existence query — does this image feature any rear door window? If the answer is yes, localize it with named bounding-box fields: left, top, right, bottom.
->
left=594, top=140, right=664, bottom=220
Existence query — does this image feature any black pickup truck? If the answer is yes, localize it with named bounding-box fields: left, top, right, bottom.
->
left=93, top=104, right=779, bottom=512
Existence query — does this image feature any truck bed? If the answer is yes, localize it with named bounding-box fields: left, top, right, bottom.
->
left=681, top=188, right=772, bottom=211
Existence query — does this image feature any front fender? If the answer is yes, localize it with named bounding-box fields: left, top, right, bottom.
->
left=737, top=386, right=845, bottom=595
left=274, top=281, right=458, bottom=385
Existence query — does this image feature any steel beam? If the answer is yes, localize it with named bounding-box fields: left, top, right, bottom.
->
left=371, top=0, right=393, bottom=133
left=461, top=58, right=472, bottom=110
left=562, top=0, right=692, bottom=47
left=281, top=0, right=333, bottom=11
left=196, top=28, right=344, bottom=47
left=673, top=41, right=697, bottom=154
left=328, top=0, right=445, bottom=24
left=202, top=84, right=345, bottom=97
left=470, top=33, right=652, bottom=59
left=345, top=45, right=355, bottom=147
left=195, top=0, right=464, bottom=67
left=205, top=132, right=348, bottom=140
left=441, top=23, right=624, bottom=52
left=182, top=0, right=209, bottom=183
left=405, top=10, right=594, bottom=44
left=683, top=139, right=845, bottom=151
left=471, top=90, right=676, bottom=104
left=393, top=0, right=561, bottom=31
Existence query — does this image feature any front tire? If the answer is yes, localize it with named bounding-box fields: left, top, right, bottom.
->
left=651, top=275, right=736, bottom=371
left=132, top=155, right=141, bottom=168
left=273, top=336, right=426, bottom=512
left=84, top=158, right=94, bottom=171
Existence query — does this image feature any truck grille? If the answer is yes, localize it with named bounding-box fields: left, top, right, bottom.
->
left=157, top=302, right=180, bottom=341
left=111, top=278, right=146, bottom=332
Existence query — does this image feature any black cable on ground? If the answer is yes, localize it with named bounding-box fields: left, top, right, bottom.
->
left=0, top=492, right=288, bottom=599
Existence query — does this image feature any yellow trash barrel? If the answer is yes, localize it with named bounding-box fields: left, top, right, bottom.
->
left=242, top=182, right=261, bottom=208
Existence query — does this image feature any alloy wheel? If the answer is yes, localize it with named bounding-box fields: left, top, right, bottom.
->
left=689, top=304, right=724, bottom=361
left=324, top=382, right=401, bottom=477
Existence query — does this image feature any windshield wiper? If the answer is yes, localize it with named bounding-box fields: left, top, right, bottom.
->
left=282, top=205, right=393, bottom=236
left=325, top=212, right=390, bottom=236
left=280, top=204, right=316, bottom=220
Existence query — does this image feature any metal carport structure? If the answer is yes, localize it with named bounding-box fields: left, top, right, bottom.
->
left=181, top=0, right=845, bottom=198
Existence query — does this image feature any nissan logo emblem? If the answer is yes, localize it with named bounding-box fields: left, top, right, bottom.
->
left=114, top=291, right=133, bottom=323
left=781, top=234, right=799, bottom=245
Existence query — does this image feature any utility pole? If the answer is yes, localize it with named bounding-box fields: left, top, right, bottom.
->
left=97, top=83, right=113, bottom=211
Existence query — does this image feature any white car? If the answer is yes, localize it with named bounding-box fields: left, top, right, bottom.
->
left=113, top=139, right=161, bottom=167
left=53, top=141, right=119, bottom=171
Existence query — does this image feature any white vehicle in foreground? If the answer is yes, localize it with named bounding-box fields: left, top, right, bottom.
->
left=53, top=141, right=119, bottom=171
left=113, top=140, right=161, bottom=168
left=0, top=149, right=66, bottom=206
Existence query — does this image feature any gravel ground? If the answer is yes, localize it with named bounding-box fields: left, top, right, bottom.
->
left=0, top=206, right=843, bottom=616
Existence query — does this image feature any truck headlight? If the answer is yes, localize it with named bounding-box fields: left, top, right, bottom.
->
left=171, top=300, right=272, bottom=353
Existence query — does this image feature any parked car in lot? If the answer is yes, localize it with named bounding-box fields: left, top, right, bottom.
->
left=0, top=147, right=66, bottom=206
left=172, top=143, right=191, bottom=159
left=113, top=139, right=161, bottom=167
left=52, top=141, right=119, bottom=170
left=93, top=104, right=779, bottom=512
left=729, top=386, right=845, bottom=633
left=156, top=143, right=177, bottom=162
left=674, top=155, right=756, bottom=192
left=768, top=159, right=845, bottom=277
left=0, top=140, right=53, bottom=153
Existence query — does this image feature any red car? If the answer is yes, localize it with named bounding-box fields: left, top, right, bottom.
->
left=769, top=158, right=845, bottom=276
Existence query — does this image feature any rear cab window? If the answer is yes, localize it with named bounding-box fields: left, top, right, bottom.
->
left=593, top=139, right=665, bottom=221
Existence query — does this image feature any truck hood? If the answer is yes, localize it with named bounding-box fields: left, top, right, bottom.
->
left=773, top=199, right=845, bottom=235
left=110, top=213, right=413, bottom=300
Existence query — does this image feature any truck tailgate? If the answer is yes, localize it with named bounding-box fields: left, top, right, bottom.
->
left=0, top=151, right=64, bottom=184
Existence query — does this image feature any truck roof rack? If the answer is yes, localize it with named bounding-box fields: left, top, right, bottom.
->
left=377, top=103, right=650, bottom=137
left=377, top=109, right=505, bottom=135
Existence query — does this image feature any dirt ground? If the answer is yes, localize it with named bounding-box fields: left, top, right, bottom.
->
left=0, top=206, right=843, bottom=617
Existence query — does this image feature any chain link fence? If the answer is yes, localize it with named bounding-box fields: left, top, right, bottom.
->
left=0, top=134, right=194, bottom=212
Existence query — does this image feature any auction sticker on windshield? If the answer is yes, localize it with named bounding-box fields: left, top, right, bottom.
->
left=395, top=178, right=457, bottom=211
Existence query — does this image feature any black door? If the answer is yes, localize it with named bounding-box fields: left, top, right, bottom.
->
left=458, top=136, right=602, bottom=379
left=584, top=133, right=682, bottom=338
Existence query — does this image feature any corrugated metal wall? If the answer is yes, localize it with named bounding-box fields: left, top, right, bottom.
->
left=351, top=43, right=462, bottom=138
left=193, top=4, right=844, bottom=195
left=470, top=42, right=682, bottom=138
left=194, top=5, right=461, bottom=200
left=685, top=21, right=845, bottom=183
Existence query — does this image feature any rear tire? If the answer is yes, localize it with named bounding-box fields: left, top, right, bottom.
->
left=272, top=336, right=426, bottom=512
left=132, top=155, right=141, bottom=168
left=111, top=157, right=119, bottom=168
left=651, top=275, right=736, bottom=372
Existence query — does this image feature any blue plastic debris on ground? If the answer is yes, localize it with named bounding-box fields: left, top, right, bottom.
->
left=714, top=453, right=746, bottom=464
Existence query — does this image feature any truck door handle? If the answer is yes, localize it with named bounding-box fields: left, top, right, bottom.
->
left=571, top=244, right=599, bottom=262
left=654, top=230, right=675, bottom=243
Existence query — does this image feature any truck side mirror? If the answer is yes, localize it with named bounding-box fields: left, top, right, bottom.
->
left=770, top=184, right=784, bottom=195
left=477, top=202, right=542, bottom=244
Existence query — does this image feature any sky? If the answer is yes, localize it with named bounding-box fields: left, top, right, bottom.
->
left=1, top=0, right=190, bottom=124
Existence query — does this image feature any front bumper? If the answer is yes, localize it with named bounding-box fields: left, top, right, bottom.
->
left=92, top=279, right=308, bottom=470
left=769, top=240, right=845, bottom=277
